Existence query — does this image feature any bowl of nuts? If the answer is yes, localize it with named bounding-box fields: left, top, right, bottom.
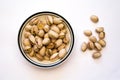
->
left=18, top=11, right=74, bottom=68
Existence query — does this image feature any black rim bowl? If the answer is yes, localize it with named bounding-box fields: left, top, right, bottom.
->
left=18, top=11, right=74, bottom=68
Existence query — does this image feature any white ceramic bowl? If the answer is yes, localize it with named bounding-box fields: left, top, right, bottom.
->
left=18, top=11, right=74, bottom=68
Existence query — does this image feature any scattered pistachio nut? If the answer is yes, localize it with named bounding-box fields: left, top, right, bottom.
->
left=92, top=52, right=101, bottom=59
left=90, top=15, right=99, bottom=23
left=81, top=15, right=106, bottom=59
left=84, top=30, right=92, bottom=36
left=89, top=36, right=97, bottom=43
left=95, top=42, right=102, bottom=51
left=87, top=41, right=95, bottom=50
left=81, top=42, right=87, bottom=52
left=96, top=27, right=104, bottom=33
left=99, top=32, right=105, bottom=39
left=98, top=39, right=106, bottom=47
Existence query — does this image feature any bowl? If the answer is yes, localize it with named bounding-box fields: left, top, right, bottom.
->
left=18, top=11, right=74, bottom=68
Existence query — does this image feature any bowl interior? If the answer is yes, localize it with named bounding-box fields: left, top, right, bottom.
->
left=18, top=12, right=74, bottom=67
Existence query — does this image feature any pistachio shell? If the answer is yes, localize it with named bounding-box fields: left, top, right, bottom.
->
left=55, top=39, right=63, bottom=48
left=31, top=25, right=38, bottom=35
left=81, top=42, right=87, bottom=52
left=98, top=39, right=106, bottom=47
left=43, top=25, right=50, bottom=32
left=33, top=45, right=39, bottom=52
left=44, top=33, right=49, bottom=38
left=23, top=46, right=32, bottom=53
left=48, top=30, right=59, bottom=39
left=38, top=30, right=45, bottom=37
left=53, top=17, right=62, bottom=24
left=51, top=25, right=60, bottom=33
left=52, top=49, right=58, bottom=54
left=35, top=36, right=43, bottom=48
left=45, top=49, right=51, bottom=57
left=36, top=54, right=43, bottom=61
left=90, top=15, right=99, bottom=23
left=47, top=15, right=53, bottom=24
left=29, top=49, right=34, bottom=57
left=23, top=38, right=31, bottom=46
left=84, top=30, right=92, bottom=36
left=51, top=39, right=56, bottom=43
left=58, top=23, right=64, bottom=30
left=87, top=41, right=95, bottom=50
left=29, top=18, right=39, bottom=25
left=61, top=29, right=67, bottom=34
left=96, top=27, right=104, bottom=33
left=59, top=32, right=65, bottom=39
left=24, top=32, right=31, bottom=38
left=58, top=43, right=66, bottom=51
left=29, top=35, right=36, bottom=44
left=95, top=42, right=102, bottom=51
left=47, top=43, right=54, bottom=49
left=63, top=36, right=69, bottom=44
left=37, top=21, right=44, bottom=30
left=99, top=32, right=105, bottom=39
left=92, top=52, right=101, bottom=59
left=48, top=49, right=52, bottom=55
left=89, top=36, right=97, bottom=43
left=44, top=56, right=50, bottom=60
left=25, top=25, right=32, bottom=31
left=42, top=38, right=50, bottom=45
left=39, top=46, right=46, bottom=56
left=50, top=53, right=58, bottom=60
left=58, top=49, right=66, bottom=58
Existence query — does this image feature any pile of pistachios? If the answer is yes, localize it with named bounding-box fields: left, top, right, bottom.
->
left=22, top=15, right=70, bottom=62
left=81, top=15, right=106, bottom=59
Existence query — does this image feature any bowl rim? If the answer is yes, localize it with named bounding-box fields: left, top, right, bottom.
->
left=18, top=11, right=74, bottom=68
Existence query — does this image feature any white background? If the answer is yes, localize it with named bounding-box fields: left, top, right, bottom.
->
left=0, top=0, right=120, bottom=80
